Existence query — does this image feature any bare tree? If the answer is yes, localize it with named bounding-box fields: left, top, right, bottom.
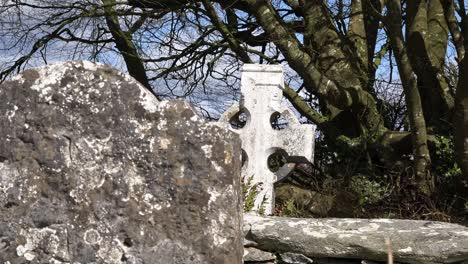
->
left=1, top=0, right=467, bottom=201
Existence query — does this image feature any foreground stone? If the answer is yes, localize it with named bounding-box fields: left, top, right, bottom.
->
left=0, top=61, right=243, bottom=263
left=279, top=252, right=314, bottom=264
left=244, top=247, right=276, bottom=263
left=244, top=214, right=468, bottom=264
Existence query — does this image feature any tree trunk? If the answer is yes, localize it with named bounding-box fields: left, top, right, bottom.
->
left=406, top=0, right=453, bottom=131
left=454, top=14, right=468, bottom=188
left=386, top=0, right=434, bottom=195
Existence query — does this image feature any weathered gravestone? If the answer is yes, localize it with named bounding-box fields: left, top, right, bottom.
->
left=0, top=61, right=243, bottom=263
left=220, top=64, right=315, bottom=215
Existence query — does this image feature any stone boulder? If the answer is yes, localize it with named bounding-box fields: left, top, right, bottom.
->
left=0, top=61, right=243, bottom=263
left=244, top=214, right=468, bottom=264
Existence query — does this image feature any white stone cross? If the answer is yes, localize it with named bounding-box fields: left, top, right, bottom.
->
left=220, top=64, right=316, bottom=215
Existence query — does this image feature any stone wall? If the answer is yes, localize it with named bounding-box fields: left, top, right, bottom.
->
left=0, top=61, right=243, bottom=263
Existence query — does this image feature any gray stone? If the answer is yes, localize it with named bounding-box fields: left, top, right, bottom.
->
left=244, top=214, right=468, bottom=264
left=312, top=259, right=360, bottom=264
left=279, top=252, right=314, bottom=263
left=244, top=238, right=259, bottom=247
left=244, top=247, right=277, bottom=263
left=0, top=61, right=243, bottom=263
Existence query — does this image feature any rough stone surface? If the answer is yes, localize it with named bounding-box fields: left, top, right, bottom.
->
left=244, top=238, right=259, bottom=247
left=313, top=259, right=385, bottom=264
left=244, top=247, right=277, bottom=263
left=220, top=64, right=315, bottom=215
left=279, top=252, right=314, bottom=264
left=244, top=214, right=468, bottom=264
left=0, top=61, right=243, bottom=263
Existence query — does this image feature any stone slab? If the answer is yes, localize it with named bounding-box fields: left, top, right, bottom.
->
left=244, top=214, right=468, bottom=264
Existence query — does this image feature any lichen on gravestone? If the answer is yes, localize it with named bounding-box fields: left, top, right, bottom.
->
left=0, top=61, right=243, bottom=263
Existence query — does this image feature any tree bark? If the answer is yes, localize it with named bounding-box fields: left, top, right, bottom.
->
left=406, top=0, right=453, bottom=131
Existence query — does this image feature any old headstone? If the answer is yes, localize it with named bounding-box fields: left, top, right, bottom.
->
left=220, top=64, right=315, bottom=215
left=0, top=61, right=243, bottom=263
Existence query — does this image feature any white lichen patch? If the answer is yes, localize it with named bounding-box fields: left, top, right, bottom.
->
left=178, top=165, right=185, bottom=178
left=286, top=220, right=309, bottom=228
left=68, top=166, right=105, bottom=203
left=159, top=138, right=171, bottom=150
left=16, top=227, right=69, bottom=262
left=148, top=137, right=155, bottom=152
left=190, top=114, right=200, bottom=122
left=211, top=161, right=223, bottom=172
left=302, top=228, right=328, bottom=238
left=336, top=219, right=362, bottom=226
left=398, top=246, right=413, bottom=253
left=371, top=219, right=394, bottom=224
left=23, top=252, right=36, bottom=261
left=141, top=193, right=168, bottom=212
left=139, top=90, right=159, bottom=113
left=103, top=160, right=122, bottom=175
left=208, top=219, right=227, bottom=245
left=84, top=229, right=102, bottom=245
left=6, top=105, right=18, bottom=122
left=129, top=119, right=153, bottom=139
left=424, top=222, right=454, bottom=229
left=455, top=231, right=468, bottom=236
left=397, top=230, right=412, bottom=233
left=207, top=187, right=221, bottom=207
left=124, top=166, right=144, bottom=194
left=201, top=145, right=212, bottom=159
left=357, top=223, right=380, bottom=232
left=81, top=134, right=112, bottom=156
left=0, top=163, right=18, bottom=198
left=157, top=119, right=167, bottom=131
left=156, top=100, right=170, bottom=110
left=82, top=60, right=99, bottom=71
left=224, top=150, right=232, bottom=164
left=96, top=239, right=124, bottom=264
left=143, top=193, right=154, bottom=203
left=338, top=234, right=353, bottom=239
left=30, top=64, right=68, bottom=101
left=11, top=73, right=25, bottom=84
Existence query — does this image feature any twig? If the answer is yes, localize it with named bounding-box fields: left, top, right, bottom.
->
left=385, top=237, right=393, bottom=264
